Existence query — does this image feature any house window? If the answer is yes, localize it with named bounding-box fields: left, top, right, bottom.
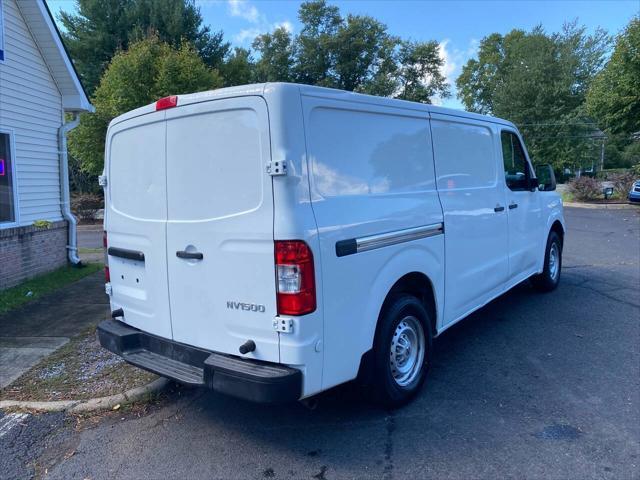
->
left=0, top=133, right=16, bottom=223
left=0, top=0, right=4, bottom=62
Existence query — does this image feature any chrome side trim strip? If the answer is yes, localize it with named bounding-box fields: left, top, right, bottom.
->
left=335, top=223, right=444, bottom=257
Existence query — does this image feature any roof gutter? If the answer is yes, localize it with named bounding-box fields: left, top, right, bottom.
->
left=58, top=114, right=81, bottom=266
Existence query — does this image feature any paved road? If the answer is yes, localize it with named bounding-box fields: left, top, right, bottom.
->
left=77, top=226, right=103, bottom=250
left=1, top=207, right=638, bottom=480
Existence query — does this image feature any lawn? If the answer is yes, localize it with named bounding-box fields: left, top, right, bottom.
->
left=0, top=263, right=102, bottom=315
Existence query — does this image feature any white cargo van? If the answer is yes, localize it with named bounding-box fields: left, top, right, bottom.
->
left=98, top=83, right=564, bottom=406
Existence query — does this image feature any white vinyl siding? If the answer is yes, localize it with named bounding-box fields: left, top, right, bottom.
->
left=0, top=0, right=63, bottom=226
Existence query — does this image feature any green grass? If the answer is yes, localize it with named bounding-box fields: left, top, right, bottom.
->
left=0, top=263, right=102, bottom=315
left=561, top=190, right=575, bottom=202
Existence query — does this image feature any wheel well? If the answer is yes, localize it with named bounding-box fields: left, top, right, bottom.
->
left=357, top=272, right=438, bottom=385
left=384, top=272, right=437, bottom=337
left=550, top=220, right=564, bottom=245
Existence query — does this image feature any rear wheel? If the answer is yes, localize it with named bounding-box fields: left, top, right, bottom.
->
left=531, top=231, right=562, bottom=292
left=371, top=294, right=432, bottom=408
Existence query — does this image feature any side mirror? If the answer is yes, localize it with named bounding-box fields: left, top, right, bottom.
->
left=528, top=177, right=539, bottom=191
left=535, top=164, right=556, bottom=191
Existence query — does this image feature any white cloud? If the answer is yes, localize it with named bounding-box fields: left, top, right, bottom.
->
left=274, top=21, right=293, bottom=33
left=234, top=28, right=263, bottom=44
left=227, top=0, right=263, bottom=23
left=434, top=38, right=479, bottom=109
left=227, top=0, right=294, bottom=46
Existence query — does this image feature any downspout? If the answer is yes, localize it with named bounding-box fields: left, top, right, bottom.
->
left=58, top=113, right=82, bottom=266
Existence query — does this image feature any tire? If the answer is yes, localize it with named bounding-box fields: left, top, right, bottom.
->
left=370, top=294, right=433, bottom=408
left=531, top=231, right=562, bottom=292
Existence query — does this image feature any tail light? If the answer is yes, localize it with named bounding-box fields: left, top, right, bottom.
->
left=103, top=231, right=110, bottom=283
left=155, top=95, right=178, bottom=110
left=275, top=240, right=316, bottom=316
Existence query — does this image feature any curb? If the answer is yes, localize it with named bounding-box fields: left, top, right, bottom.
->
left=0, top=378, right=169, bottom=413
left=564, top=201, right=637, bottom=209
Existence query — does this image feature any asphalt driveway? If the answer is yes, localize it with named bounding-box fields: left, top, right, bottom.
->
left=1, top=206, right=639, bottom=480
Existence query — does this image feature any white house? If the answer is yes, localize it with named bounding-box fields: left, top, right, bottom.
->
left=0, top=0, right=93, bottom=289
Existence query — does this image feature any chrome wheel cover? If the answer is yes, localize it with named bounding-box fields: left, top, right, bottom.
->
left=389, top=315, right=425, bottom=387
left=549, top=242, right=560, bottom=281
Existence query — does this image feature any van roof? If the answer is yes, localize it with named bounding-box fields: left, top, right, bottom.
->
left=108, top=82, right=516, bottom=129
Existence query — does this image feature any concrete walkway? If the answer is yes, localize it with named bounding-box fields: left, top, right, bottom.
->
left=0, top=271, right=108, bottom=389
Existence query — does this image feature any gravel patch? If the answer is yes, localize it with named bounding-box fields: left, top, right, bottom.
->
left=0, top=328, right=156, bottom=402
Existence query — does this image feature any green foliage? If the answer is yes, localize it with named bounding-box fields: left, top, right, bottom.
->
left=69, top=37, right=222, bottom=176
left=395, top=40, right=450, bottom=103
left=220, top=47, right=254, bottom=87
left=251, top=0, right=449, bottom=103
left=456, top=23, right=611, bottom=171
left=586, top=17, right=640, bottom=136
left=59, top=0, right=229, bottom=93
left=622, top=142, right=640, bottom=166
left=253, top=27, right=295, bottom=82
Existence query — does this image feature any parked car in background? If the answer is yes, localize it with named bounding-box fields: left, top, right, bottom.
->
left=97, top=83, right=565, bottom=407
left=628, top=180, right=640, bottom=203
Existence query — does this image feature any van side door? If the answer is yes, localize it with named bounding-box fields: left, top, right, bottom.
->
left=432, top=116, right=510, bottom=327
left=499, top=129, right=543, bottom=282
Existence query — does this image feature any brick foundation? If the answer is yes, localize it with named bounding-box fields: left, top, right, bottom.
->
left=0, top=221, right=69, bottom=290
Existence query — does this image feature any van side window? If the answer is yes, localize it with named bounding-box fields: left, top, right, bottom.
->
left=501, top=131, right=530, bottom=191
left=431, top=120, right=496, bottom=190
left=307, top=107, right=435, bottom=196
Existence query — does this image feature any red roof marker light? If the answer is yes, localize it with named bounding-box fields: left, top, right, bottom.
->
left=156, top=95, right=178, bottom=111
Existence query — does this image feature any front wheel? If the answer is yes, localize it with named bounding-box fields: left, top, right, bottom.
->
left=531, top=231, right=562, bottom=292
left=370, top=294, right=433, bottom=408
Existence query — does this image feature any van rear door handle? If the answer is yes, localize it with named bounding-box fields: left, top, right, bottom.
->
left=176, top=251, right=203, bottom=260
left=509, top=203, right=518, bottom=209
left=494, top=205, right=505, bottom=212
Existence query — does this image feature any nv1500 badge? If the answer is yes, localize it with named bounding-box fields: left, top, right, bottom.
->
left=226, top=301, right=266, bottom=313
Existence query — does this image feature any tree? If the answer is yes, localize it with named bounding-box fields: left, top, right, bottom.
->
left=251, top=0, right=449, bottom=103
left=331, top=14, right=397, bottom=93
left=456, top=23, right=610, bottom=170
left=69, top=37, right=222, bottom=176
left=252, top=27, right=295, bottom=82
left=586, top=17, right=640, bottom=136
left=220, top=48, right=254, bottom=87
left=294, top=0, right=341, bottom=86
left=395, top=41, right=450, bottom=103
left=59, top=0, right=229, bottom=93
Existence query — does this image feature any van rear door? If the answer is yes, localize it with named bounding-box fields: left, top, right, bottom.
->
left=164, top=97, right=278, bottom=361
left=106, top=111, right=173, bottom=340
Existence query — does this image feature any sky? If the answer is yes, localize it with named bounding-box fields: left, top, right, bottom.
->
left=47, top=0, right=639, bottom=109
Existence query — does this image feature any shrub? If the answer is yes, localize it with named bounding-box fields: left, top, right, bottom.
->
left=33, top=220, right=52, bottom=229
left=609, top=171, right=636, bottom=195
left=568, top=176, right=601, bottom=201
left=71, top=193, right=103, bottom=223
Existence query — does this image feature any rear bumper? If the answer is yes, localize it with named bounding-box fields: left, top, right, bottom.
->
left=97, top=320, right=302, bottom=403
